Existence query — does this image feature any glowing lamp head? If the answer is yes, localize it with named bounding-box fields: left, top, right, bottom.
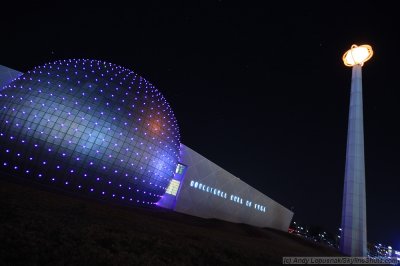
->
left=342, top=44, right=373, bottom=67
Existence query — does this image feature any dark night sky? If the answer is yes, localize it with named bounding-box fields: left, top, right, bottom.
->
left=2, top=1, right=399, bottom=249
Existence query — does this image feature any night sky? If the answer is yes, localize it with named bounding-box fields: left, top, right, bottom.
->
left=2, top=2, right=399, bottom=249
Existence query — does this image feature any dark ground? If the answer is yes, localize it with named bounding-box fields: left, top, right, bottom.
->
left=0, top=177, right=342, bottom=266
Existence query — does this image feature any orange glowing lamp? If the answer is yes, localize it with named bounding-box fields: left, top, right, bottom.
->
left=342, top=44, right=373, bottom=67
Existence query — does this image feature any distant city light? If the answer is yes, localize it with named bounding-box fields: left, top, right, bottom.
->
left=342, top=44, right=373, bottom=66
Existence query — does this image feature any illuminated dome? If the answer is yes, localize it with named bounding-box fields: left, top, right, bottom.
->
left=0, top=59, right=180, bottom=205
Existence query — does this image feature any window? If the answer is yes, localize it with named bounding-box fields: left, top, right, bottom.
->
left=165, top=179, right=180, bottom=196
left=175, top=163, right=185, bottom=174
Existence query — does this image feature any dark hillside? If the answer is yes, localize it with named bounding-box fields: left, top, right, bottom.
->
left=0, top=178, right=342, bottom=266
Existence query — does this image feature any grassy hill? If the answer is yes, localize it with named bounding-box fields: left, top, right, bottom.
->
left=0, top=177, right=342, bottom=265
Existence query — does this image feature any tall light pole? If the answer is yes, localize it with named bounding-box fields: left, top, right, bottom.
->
left=340, top=44, right=373, bottom=256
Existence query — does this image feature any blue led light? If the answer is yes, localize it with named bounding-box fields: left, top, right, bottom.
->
left=0, top=59, right=180, bottom=205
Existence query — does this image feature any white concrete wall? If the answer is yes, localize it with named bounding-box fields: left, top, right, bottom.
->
left=175, top=144, right=293, bottom=231
left=0, top=65, right=22, bottom=90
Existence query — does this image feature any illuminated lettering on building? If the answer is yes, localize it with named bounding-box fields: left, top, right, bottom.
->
left=189, top=180, right=266, bottom=213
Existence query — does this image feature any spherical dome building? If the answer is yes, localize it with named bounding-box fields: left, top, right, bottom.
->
left=0, top=59, right=180, bottom=205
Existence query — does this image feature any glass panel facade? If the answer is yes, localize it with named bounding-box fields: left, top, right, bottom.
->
left=0, top=59, right=180, bottom=205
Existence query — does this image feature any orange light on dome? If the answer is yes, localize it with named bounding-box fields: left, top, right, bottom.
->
left=342, top=44, right=373, bottom=67
left=148, top=119, right=162, bottom=133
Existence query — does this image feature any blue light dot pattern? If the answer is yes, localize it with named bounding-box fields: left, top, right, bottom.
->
left=0, top=59, right=180, bottom=205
